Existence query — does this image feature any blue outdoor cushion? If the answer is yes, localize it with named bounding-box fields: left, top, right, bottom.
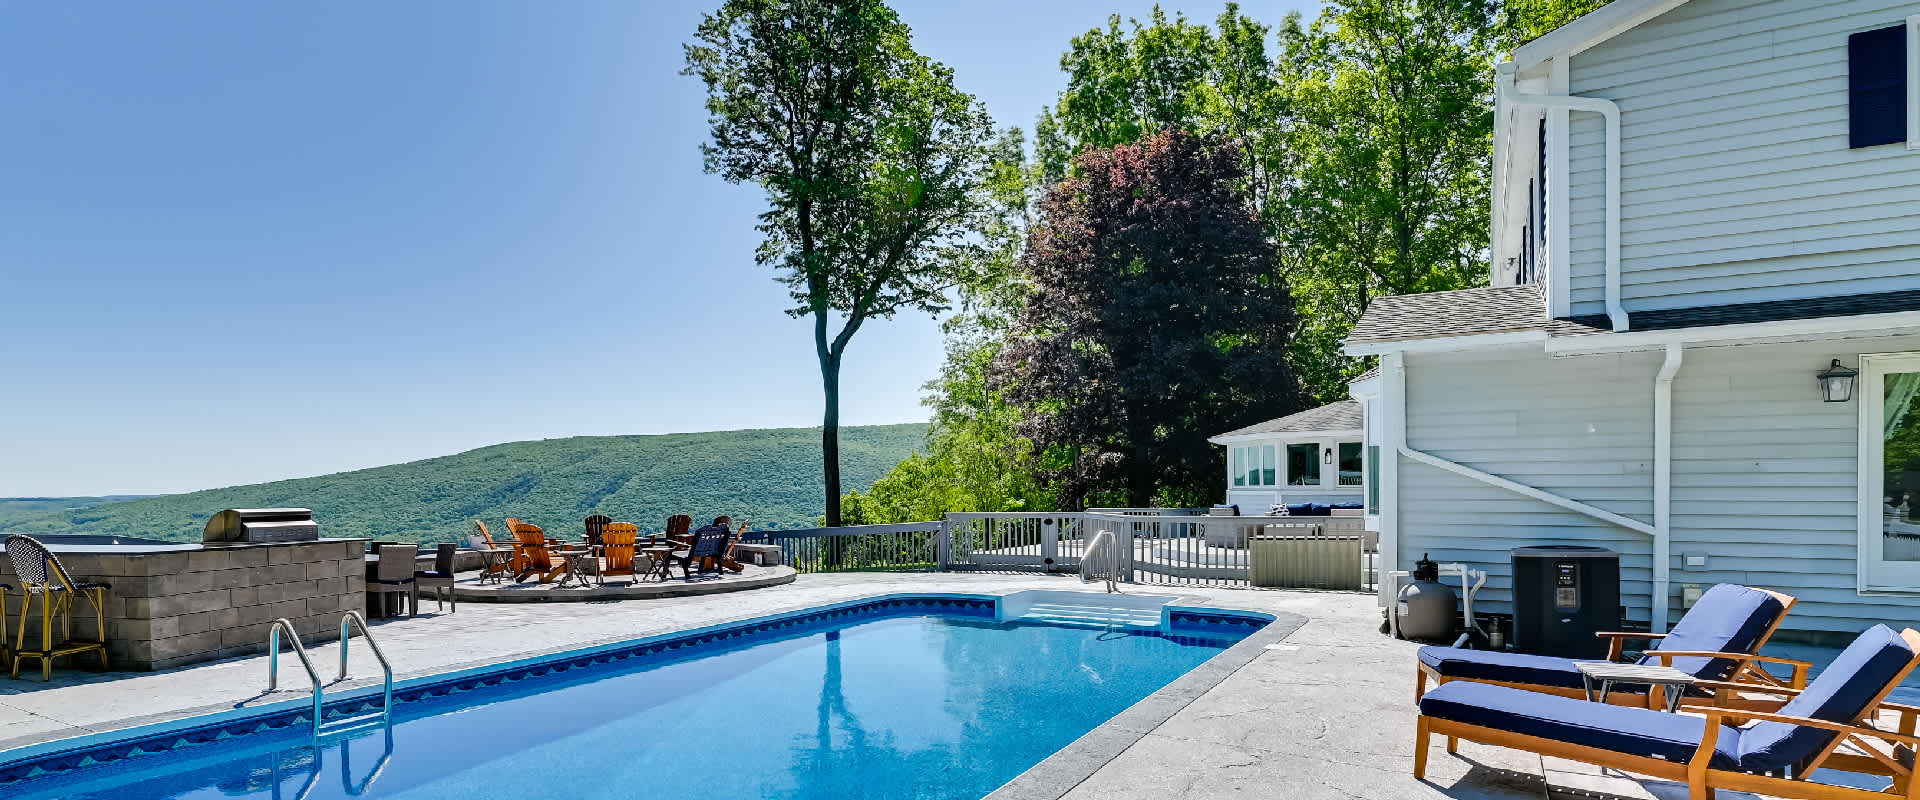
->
left=1420, top=681, right=1742, bottom=768
left=1285, top=504, right=1313, bottom=516
left=1419, top=646, right=1590, bottom=690
left=1643, top=584, right=1785, bottom=681
left=1736, top=624, right=1916, bottom=773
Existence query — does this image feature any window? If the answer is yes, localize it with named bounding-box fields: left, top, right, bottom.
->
left=1850, top=23, right=1908, bottom=148
left=1366, top=445, right=1381, bottom=515
left=1231, top=447, right=1245, bottom=487
left=1338, top=442, right=1363, bottom=486
left=1261, top=444, right=1277, bottom=486
left=1860, top=353, right=1920, bottom=590
left=1230, top=444, right=1278, bottom=487
left=1287, top=443, right=1319, bottom=486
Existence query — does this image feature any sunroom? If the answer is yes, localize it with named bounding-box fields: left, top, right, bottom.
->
left=1209, top=401, right=1366, bottom=516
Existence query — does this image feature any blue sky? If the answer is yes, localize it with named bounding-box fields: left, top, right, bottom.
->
left=0, top=1, right=1311, bottom=496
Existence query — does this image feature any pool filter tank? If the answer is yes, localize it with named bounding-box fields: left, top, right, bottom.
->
left=1393, top=554, right=1456, bottom=641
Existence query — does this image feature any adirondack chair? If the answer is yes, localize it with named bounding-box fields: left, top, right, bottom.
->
left=471, top=520, right=513, bottom=582
left=719, top=519, right=751, bottom=574
left=660, top=514, right=693, bottom=548
left=674, top=525, right=730, bottom=581
left=509, top=521, right=564, bottom=584
left=583, top=514, right=612, bottom=547
left=598, top=523, right=649, bottom=585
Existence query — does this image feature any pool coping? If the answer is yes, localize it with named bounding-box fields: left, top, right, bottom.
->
left=983, top=596, right=1307, bottom=800
left=0, top=590, right=1280, bottom=791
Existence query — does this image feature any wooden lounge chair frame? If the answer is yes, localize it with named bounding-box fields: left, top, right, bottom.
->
left=1416, top=588, right=1809, bottom=709
left=1415, top=627, right=1920, bottom=800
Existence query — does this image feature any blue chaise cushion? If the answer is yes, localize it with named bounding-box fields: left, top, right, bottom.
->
left=1420, top=681, right=1742, bottom=768
left=1419, top=646, right=1588, bottom=690
left=1644, top=584, right=1785, bottom=680
left=1736, top=624, right=1915, bottom=772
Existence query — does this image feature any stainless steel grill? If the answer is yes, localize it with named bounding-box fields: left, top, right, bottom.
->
left=203, top=508, right=319, bottom=544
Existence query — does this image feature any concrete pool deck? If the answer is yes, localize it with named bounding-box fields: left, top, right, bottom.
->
left=0, top=572, right=1835, bottom=799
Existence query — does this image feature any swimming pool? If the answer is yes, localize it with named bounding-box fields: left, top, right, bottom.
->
left=0, top=594, right=1269, bottom=800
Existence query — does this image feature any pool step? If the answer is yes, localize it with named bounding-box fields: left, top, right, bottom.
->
left=1016, top=602, right=1163, bottom=629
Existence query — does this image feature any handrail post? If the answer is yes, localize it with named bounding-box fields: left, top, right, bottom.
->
left=265, top=618, right=324, bottom=738
left=337, top=611, right=394, bottom=722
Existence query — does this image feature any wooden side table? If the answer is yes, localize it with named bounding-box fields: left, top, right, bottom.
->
left=1576, top=661, right=1696, bottom=712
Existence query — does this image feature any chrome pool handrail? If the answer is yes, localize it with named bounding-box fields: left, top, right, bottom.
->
left=335, top=611, right=393, bottom=723
left=266, top=618, right=324, bottom=738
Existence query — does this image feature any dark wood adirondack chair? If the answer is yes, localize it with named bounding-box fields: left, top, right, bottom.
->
left=583, top=514, right=612, bottom=547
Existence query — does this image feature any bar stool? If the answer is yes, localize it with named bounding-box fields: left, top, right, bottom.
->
left=5, top=535, right=109, bottom=681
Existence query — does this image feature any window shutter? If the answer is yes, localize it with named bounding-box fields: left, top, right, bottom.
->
left=1850, top=24, right=1907, bottom=148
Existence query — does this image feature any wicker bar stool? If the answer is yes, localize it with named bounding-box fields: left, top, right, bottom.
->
left=6, top=535, right=110, bottom=681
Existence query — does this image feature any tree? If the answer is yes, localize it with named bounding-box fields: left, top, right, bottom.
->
left=1278, top=0, right=1497, bottom=400
left=685, top=0, right=997, bottom=525
left=994, top=130, right=1304, bottom=509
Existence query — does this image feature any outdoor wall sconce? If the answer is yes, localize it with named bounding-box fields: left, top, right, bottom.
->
left=1817, top=359, right=1858, bottom=403
left=1323, top=447, right=1332, bottom=464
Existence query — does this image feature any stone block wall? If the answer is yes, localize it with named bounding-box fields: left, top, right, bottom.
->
left=0, top=539, right=367, bottom=671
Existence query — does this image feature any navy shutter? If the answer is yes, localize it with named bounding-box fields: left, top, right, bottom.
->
left=1850, top=24, right=1907, bottom=149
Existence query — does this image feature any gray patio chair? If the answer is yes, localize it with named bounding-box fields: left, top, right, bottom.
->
left=4, top=535, right=110, bottom=680
left=414, top=543, right=457, bottom=613
left=366, top=543, right=418, bottom=619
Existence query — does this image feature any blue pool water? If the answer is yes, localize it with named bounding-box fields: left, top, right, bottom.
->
left=2, top=599, right=1262, bottom=800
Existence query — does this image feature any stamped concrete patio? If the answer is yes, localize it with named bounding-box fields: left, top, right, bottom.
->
left=0, top=572, right=1830, bottom=799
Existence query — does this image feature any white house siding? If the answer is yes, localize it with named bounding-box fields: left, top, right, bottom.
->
left=1563, top=0, right=1920, bottom=317
left=1399, top=345, right=1660, bottom=621
left=1397, top=333, right=1920, bottom=634
left=1669, top=333, right=1920, bottom=634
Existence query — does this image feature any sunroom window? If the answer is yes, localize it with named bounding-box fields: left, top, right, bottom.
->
left=1287, top=443, right=1319, bottom=486
left=1338, top=442, right=1363, bottom=486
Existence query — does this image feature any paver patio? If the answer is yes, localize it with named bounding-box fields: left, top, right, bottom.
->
left=0, top=572, right=1845, bottom=799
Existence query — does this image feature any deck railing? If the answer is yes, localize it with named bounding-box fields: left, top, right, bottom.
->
left=745, top=522, right=943, bottom=574
left=750, top=512, right=1377, bottom=591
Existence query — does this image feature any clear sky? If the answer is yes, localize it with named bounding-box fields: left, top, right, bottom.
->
left=0, top=0, right=1311, bottom=497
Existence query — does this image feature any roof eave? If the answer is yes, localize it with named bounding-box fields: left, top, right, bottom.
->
left=1510, top=0, right=1692, bottom=73
left=1210, top=429, right=1363, bottom=446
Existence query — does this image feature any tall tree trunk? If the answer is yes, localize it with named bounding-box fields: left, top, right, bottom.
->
left=817, top=310, right=844, bottom=529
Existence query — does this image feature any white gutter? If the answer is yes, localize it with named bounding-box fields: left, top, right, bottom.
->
left=1378, top=353, right=1406, bottom=609
left=1650, top=342, right=1683, bottom=633
left=1500, top=81, right=1627, bottom=333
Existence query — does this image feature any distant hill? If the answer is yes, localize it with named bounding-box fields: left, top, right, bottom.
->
left=0, top=424, right=927, bottom=542
left=0, top=496, right=164, bottom=528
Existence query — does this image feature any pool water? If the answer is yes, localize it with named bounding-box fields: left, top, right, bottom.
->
left=8, top=607, right=1257, bottom=800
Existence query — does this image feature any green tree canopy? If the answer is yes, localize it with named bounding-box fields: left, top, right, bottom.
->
left=684, top=0, right=999, bottom=525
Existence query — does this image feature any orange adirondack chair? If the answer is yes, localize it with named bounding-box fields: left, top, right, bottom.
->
left=509, top=521, right=563, bottom=583
left=721, top=519, right=750, bottom=574
left=472, top=520, right=513, bottom=581
left=599, top=523, right=643, bottom=585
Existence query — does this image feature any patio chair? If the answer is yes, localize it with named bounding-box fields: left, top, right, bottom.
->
left=659, top=514, right=694, bottom=548
left=1415, top=624, right=1920, bottom=800
left=5, top=535, right=109, bottom=681
left=598, top=523, right=651, bottom=585
left=509, top=522, right=564, bottom=584
left=1416, top=584, right=1808, bottom=709
left=719, top=519, right=750, bottom=574
left=674, top=525, right=730, bottom=581
left=583, top=514, right=612, bottom=547
left=366, top=543, right=419, bottom=619
left=470, top=520, right=513, bottom=583
left=414, top=543, right=457, bottom=613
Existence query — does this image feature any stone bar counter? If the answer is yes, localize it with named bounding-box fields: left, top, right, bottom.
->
left=0, top=535, right=368, bottom=671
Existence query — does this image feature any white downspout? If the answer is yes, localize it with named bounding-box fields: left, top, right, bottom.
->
left=1652, top=342, right=1683, bottom=633
left=1504, top=88, right=1627, bottom=332
left=1379, top=352, right=1406, bottom=609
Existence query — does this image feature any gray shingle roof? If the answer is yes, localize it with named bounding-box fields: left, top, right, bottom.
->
left=1214, top=400, right=1362, bottom=439
left=1346, top=285, right=1546, bottom=345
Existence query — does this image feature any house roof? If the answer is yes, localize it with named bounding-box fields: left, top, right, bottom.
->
left=1212, top=401, right=1363, bottom=440
left=1509, top=0, right=1691, bottom=74
left=1346, top=285, right=1549, bottom=346
left=1551, top=290, right=1920, bottom=337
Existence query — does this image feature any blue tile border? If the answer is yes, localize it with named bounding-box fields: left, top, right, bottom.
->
left=0, top=592, right=1258, bottom=789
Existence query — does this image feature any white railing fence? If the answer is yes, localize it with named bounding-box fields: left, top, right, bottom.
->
left=749, top=512, right=1377, bottom=591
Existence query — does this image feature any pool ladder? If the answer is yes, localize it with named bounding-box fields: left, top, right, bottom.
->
left=267, top=611, right=394, bottom=740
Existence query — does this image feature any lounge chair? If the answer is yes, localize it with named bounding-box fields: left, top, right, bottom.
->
left=1415, top=624, right=1920, bottom=800
left=509, top=522, right=564, bottom=584
left=1416, top=584, right=1808, bottom=708
left=598, top=523, right=650, bottom=585
left=414, top=543, right=457, bottom=612
left=674, top=525, right=730, bottom=581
